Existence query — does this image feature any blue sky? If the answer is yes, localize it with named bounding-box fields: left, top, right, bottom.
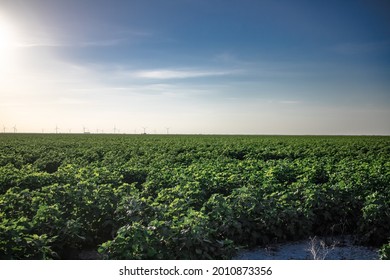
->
left=0, top=0, right=389, bottom=134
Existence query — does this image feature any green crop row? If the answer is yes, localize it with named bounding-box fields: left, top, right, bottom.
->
left=0, top=134, right=389, bottom=259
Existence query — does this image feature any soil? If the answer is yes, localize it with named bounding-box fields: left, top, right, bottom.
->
left=233, top=236, right=380, bottom=260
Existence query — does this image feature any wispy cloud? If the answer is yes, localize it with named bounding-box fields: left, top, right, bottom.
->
left=69, top=83, right=216, bottom=98
left=279, top=100, right=302, bottom=104
left=15, top=42, right=62, bottom=48
left=132, top=69, right=238, bottom=79
left=12, top=32, right=62, bottom=48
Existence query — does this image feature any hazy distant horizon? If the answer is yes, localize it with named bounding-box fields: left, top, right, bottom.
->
left=1, top=0, right=389, bottom=135
left=1, top=131, right=390, bottom=137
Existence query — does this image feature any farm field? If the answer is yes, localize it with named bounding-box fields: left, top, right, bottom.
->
left=0, top=134, right=389, bottom=260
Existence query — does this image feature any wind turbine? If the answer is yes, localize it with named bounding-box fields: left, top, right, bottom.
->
left=113, top=125, right=117, bottom=134
left=142, top=127, right=147, bottom=134
left=83, top=126, right=87, bottom=133
left=55, top=125, right=59, bottom=134
left=166, top=127, right=170, bottom=134
left=12, top=125, right=17, bottom=133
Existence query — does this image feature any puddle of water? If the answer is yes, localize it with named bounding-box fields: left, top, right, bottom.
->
left=234, top=236, right=380, bottom=260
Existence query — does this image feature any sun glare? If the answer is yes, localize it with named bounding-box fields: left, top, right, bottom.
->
left=0, top=19, right=14, bottom=49
left=0, top=15, right=18, bottom=74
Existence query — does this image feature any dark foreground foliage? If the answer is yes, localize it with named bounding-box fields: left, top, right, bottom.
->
left=0, top=134, right=389, bottom=259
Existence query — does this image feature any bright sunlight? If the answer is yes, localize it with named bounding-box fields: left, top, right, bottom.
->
left=0, top=18, right=14, bottom=49
left=0, top=14, right=18, bottom=74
